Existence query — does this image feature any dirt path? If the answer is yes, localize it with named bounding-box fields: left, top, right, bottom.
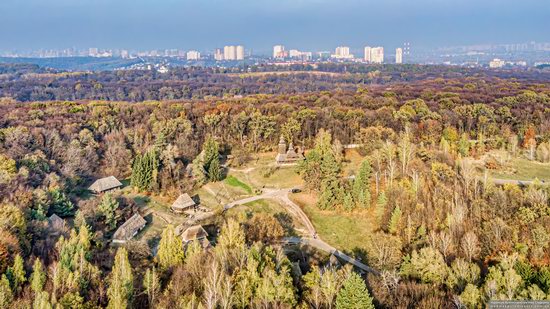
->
left=224, top=188, right=315, bottom=234
left=479, top=176, right=548, bottom=187
left=283, top=236, right=379, bottom=275
left=223, top=187, right=378, bottom=274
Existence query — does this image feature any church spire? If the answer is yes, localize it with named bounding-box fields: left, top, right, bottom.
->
left=278, top=135, right=287, bottom=154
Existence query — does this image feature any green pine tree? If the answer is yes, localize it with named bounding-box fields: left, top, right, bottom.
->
left=157, top=225, right=185, bottom=270
left=343, top=192, right=354, bottom=211
left=98, top=194, right=119, bottom=230
left=30, top=258, right=46, bottom=295
left=143, top=267, right=161, bottom=306
left=335, top=272, right=375, bottom=309
left=317, top=152, right=343, bottom=210
left=131, top=150, right=159, bottom=191
left=0, top=275, right=12, bottom=308
left=49, top=189, right=75, bottom=217
left=353, top=159, right=372, bottom=208
left=203, top=136, right=219, bottom=169
left=388, top=206, right=402, bottom=235
left=208, top=156, right=223, bottom=182
left=194, top=136, right=223, bottom=184
left=59, top=292, right=85, bottom=308
left=6, top=254, right=25, bottom=294
left=107, top=248, right=134, bottom=309
left=191, top=155, right=208, bottom=185
left=33, top=291, right=53, bottom=309
left=130, top=154, right=143, bottom=189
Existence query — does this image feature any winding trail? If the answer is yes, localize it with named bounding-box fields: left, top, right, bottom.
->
left=223, top=187, right=378, bottom=275
left=283, top=237, right=379, bottom=275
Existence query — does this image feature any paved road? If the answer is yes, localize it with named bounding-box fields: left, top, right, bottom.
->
left=224, top=188, right=378, bottom=275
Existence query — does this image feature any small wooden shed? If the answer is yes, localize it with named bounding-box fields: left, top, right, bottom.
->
left=171, top=193, right=196, bottom=213
left=112, top=214, right=147, bottom=243
left=48, top=214, right=66, bottom=235
left=88, top=176, right=123, bottom=194
left=181, top=225, right=210, bottom=248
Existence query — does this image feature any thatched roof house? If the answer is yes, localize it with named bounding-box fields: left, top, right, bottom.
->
left=181, top=225, right=210, bottom=248
left=171, top=193, right=196, bottom=213
left=112, top=214, right=147, bottom=243
left=88, top=176, right=123, bottom=194
left=48, top=214, right=66, bottom=234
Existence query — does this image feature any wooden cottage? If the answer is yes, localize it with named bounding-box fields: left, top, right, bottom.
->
left=48, top=214, right=66, bottom=235
left=171, top=193, right=196, bottom=213
left=181, top=225, right=210, bottom=248
left=112, top=214, right=147, bottom=243
left=88, top=176, right=123, bottom=194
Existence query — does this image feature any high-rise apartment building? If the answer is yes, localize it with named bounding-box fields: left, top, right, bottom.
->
left=186, top=50, right=201, bottom=60
left=331, top=46, right=353, bottom=59
left=395, top=48, right=403, bottom=64
left=222, top=45, right=244, bottom=60
left=224, top=45, right=236, bottom=60
left=371, top=47, right=384, bottom=63
left=236, top=45, right=244, bottom=60
left=214, top=48, right=224, bottom=61
left=273, top=45, right=285, bottom=58
left=364, top=46, right=372, bottom=62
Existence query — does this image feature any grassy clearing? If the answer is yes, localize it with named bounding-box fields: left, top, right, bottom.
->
left=342, top=149, right=366, bottom=177
left=225, top=198, right=305, bottom=234
left=229, top=152, right=303, bottom=189
left=196, top=180, right=255, bottom=211
left=224, top=175, right=253, bottom=194
left=291, top=192, right=377, bottom=253
left=249, top=166, right=303, bottom=189
left=490, top=157, right=550, bottom=181
left=247, top=153, right=303, bottom=188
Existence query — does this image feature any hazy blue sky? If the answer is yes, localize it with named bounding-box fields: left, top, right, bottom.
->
left=0, top=0, right=548, bottom=53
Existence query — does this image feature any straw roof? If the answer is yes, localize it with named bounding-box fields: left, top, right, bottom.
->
left=88, top=176, right=123, bottom=193
left=112, top=214, right=147, bottom=243
left=48, top=214, right=65, bottom=232
left=171, top=193, right=196, bottom=212
left=181, top=225, right=208, bottom=242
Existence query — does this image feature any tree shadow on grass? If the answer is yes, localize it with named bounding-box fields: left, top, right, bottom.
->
left=133, top=196, right=151, bottom=207
left=342, top=247, right=369, bottom=266
left=274, top=212, right=298, bottom=237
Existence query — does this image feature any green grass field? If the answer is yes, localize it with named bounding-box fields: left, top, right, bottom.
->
left=224, top=175, right=253, bottom=194
left=239, top=153, right=303, bottom=189
left=490, top=158, right=550, bottom=181
left=291, top=193, right=376, bottom=253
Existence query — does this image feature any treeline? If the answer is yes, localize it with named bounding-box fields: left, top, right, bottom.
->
left=1, top=62, right=549, bottom=102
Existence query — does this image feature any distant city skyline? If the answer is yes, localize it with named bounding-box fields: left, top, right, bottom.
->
left=3, top=41, right=550, bottom=58
left=0, top=0, right=548, bottom=53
